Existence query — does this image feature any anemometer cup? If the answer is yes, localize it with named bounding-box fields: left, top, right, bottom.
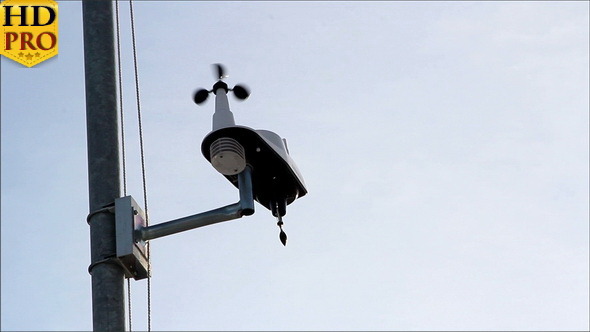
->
left=193, top=89, right=210, bottom=104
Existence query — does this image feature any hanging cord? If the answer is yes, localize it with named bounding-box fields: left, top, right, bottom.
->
left=129, top=1, right=152, bottom=331
left=114, top=0, right=132, bottom=331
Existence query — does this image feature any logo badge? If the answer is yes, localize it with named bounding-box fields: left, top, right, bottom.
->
left=1, top=0, right=58, bottom=67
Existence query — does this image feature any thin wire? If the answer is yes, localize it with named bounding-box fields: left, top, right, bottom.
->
left=129, top=1, right=151, bottom=331
left=115, top=0, right=127, bottom=198
left=126, top=278, right=133, bottom=332
left=114, top=1, right=132, bottom=330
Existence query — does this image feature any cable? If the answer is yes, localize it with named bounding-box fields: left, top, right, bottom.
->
left=127, top=278, right=133, bottom=332
left=114, top=1, right=132, bottom=331
left=129, top=1, right=152, bottom=330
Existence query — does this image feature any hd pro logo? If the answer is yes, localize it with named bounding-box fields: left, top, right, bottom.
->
left=1, top=0, right=58, bottom=67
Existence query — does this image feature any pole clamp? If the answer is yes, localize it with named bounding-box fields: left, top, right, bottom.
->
left=87, top=256, right=124, bottom=275
left=86, top=202, right=116, bottom=225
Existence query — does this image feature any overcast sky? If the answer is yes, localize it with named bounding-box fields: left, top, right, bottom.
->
left=1, top=1, right=589, bottom=331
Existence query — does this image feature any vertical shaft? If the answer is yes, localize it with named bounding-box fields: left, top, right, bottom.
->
left=82, top=1, right=125, bottom=331
left=212, top=88, right=236, bottom=130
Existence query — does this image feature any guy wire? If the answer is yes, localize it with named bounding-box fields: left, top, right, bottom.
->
left=114, top=0, right=132, bottom=330
left=129, top=1, right=152, bottom=331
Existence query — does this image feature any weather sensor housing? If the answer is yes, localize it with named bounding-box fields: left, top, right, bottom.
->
left=202, top=126, right=306, bottom=217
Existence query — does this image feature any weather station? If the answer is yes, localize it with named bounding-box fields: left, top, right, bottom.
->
left=112, top=64, right=308, bottom=280
left=82, top=2, right=308, bottom=330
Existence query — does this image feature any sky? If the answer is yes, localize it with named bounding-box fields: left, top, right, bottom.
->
left=1, top=1, right=589, bottom=331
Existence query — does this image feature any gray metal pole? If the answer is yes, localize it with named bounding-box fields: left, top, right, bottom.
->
left=82, top=1, right=125, bottom=331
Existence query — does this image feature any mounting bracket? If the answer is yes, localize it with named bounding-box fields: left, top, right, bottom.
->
left=115, top=195, right=149, bottom=280
left=114, top=166, right=254, bottom=280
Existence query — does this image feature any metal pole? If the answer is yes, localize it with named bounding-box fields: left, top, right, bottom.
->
left=83, top=1, right=125, bottom=331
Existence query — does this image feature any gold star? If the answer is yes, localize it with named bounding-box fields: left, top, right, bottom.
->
left=18, top=52, right=24, bottom=57
left=35, top=52, right=40, bottom=57
left=25, top=53, right=33, bottom=60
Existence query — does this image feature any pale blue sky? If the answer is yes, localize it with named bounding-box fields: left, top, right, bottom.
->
left=2, top=1, right=589, bottom=331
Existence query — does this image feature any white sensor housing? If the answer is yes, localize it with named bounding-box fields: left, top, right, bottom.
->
left=209, top=137, right=246, bottom=175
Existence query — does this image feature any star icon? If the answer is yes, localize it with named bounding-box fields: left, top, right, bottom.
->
left=35, top=52, right=40, bottom=57
left=18, top=52, right=24, bottom=57
left=25, top=53, right=33, bottom=60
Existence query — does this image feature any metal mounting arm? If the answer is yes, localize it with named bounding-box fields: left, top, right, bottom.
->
left=137, top=166, right=255, bottom=242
